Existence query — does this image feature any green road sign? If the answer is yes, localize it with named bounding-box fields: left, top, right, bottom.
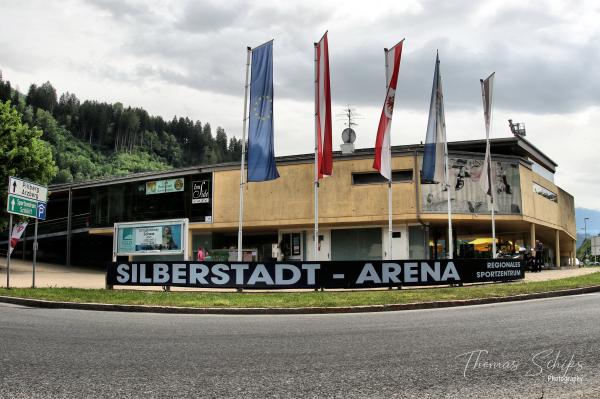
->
left=7, top=194, right=37, bottom=218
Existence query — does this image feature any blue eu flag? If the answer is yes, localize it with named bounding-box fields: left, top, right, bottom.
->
left=248, top=41, right=279, bottom=182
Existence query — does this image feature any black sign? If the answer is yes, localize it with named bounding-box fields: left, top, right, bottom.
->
left=192, top=180, right=210, bottom=204
left=107, top=259, right=524, bottom=289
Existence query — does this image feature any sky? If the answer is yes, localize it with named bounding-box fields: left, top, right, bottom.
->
left=1, top=0, right=599, bottom=215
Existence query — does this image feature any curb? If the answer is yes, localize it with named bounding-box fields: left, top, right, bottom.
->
left=1, top=285, right=599, bottom=315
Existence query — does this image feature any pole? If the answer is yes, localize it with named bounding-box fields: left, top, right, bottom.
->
left=66, top=187, right=72, bottom=266
left=238, top=47, right=251, bottom=262
left=443, top=139, right=453, bottom=259
left=491, top=190, right=497, bottom=258
left=314, top=43, right=319, bottom=261
left=384, top=48, right=393, bottom=260
left=7, top=213, right=12, bottom=288
left=32, top=218, right=38, bottom=288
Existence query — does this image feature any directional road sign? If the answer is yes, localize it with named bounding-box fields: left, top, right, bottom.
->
left=7, top=194, right=38, bottom=218
left=9, top=176, right=48, bottom=202
left=37, top=202, right=47, bottom=221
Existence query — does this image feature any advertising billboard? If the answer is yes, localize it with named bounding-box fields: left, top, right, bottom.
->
left=114, top=219, right=188, bottom=257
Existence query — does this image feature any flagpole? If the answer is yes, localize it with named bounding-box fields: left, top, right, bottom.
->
left=384, top=48, right=393, bottom=260
left=6, top=214, right=12, bottom=288
left=480, top=74, right=497, bottom=258
left=238, top=46, right=251, bottom=262
left=439, top=59, right=453, bottom=260
left=313, top=43, right=319, bottom=261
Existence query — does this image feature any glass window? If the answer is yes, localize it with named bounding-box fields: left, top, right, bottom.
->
left=331, top=228, right=382, bottom=261
left=352, top=170, right=413, bottom=185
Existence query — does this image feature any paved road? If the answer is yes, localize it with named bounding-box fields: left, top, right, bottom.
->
left=0, top=295, right=599, bottom=398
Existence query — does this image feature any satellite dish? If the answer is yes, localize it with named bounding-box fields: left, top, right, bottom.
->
left=342, top=128, right=356, bottom=144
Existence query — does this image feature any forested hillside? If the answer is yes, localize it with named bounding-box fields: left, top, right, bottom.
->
left=0, top=76, right=243, bottom=184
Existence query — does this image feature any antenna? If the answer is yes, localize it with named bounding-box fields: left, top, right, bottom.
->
left=508, top=119, right=526, bottom=137
left=336, top=105, right=363, bottom=129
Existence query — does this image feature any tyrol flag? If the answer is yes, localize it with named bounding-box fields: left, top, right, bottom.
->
left=373, top=40, right=404, bottom=180
left=316, top=32, right=333, bottom=179
left=480, top=72, right=495, bottom=197
left=9, top=221, right=27, bottom=257
left=247, top=40, right=280, bottom=182
left=422, top=53, right=447, bottom=184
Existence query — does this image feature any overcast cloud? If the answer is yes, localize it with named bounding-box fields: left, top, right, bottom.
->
left=1, top=0, right=599, bottom=214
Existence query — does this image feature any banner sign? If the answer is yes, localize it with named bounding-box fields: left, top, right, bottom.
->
left=145, top=178, right=184, bottom=195
left=107, top=259, right=524, bottom=289
left=115, top=221, right=184, bottom=255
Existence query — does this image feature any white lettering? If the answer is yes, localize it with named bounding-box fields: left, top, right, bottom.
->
left=302, top=264, right=320, bottom=285
left=247, top=264, right=275, bottom=285
left=275, top=264, right=301, bottom=285
left=421, top=262, right=441, bottom=281
left=116, top=264, right=130, bottom=283
left=382, top=263, right=401, bottom=283
left=356, top=263, right=381, bottom=284
left=403, top=262, right=418, bottom=283
left=154, top=263, right=169, bottom=284
left=441, top=262, right=460, bottom=281
left=139, top=264, right=152, bottom=283
left=230, top=264, right=249, bottom=285
left=211, top=264, right=229, bottom=285
left=172, top=263, right=187, bottom=284
left=189, top=264, right=209, bottom=284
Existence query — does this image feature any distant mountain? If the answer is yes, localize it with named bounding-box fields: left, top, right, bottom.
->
left=576, top=207, right=600, bottom=248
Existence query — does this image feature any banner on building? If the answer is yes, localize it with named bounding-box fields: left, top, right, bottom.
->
left=107, top=259, right=524, bottom=289
left=422, top=157, right=522, bottom=214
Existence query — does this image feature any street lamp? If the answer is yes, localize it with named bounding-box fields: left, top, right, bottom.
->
left=584, top=217, right=590, bottom=264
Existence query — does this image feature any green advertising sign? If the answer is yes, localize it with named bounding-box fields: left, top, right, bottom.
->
left=7, top=194, right=37, bottom=217
left=145, top=178, right=184, bottom=195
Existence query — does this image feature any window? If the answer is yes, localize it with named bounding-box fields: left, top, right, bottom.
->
left=533, top=182, right=557, bottom=203
left=352, top=170, right=413, bottom=185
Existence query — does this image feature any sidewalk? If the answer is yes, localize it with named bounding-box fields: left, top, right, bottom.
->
left=1, top=257, right=599, bottom=291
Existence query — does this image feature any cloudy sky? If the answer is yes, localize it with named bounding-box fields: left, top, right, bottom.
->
left=2, top=0, right=599, bottom=215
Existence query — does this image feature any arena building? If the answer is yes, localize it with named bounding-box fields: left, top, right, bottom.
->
left=21, top=134, right=576, bottom=268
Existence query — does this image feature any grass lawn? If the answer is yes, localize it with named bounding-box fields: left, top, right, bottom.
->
left=1, top=272, right=599, bottom=309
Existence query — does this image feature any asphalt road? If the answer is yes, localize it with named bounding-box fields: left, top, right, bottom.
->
left=0, top=295, right=599, bottom=398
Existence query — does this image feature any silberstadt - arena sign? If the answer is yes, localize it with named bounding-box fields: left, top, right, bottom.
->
left=106, top=259, right=524, bottom=289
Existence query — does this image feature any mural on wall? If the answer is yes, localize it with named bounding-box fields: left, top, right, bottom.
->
left=421, top=157, right=522, bottom=214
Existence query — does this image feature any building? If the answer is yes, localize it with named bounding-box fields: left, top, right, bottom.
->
left=17, top=135, right=576, bottom=268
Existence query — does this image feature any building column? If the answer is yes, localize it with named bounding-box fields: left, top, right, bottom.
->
left=573, top=239, right=577, bottom=266
left=529, top=223, right=536, bottom=250
left=555, top=229, right=560, bottom=268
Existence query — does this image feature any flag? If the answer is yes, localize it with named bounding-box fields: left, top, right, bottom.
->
left=480, top=72, right=495, bottom=196
left=316, top=32, right=332, bottom=179
left=9, top=221, right=27, bottom=257
left=373, top=40, right=404, bottom=180
left=247, top=40, right=279, bottom=182
left=422, top=53, right=447, bottom=184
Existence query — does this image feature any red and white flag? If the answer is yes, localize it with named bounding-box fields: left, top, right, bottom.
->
left=9, top=221, right=27, bottom=257
left=316, top=32, right=332, bottom=179
left=373, top=40, right=404, bottom=180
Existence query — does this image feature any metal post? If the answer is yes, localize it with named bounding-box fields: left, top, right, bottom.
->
left=7, top=213, right=12, bottom=288
left=22, top=226, right=26, bottom=261
left=384, top=48, right=393, bottom=261
left=314, top=43, right=319, bottom=262
left=443, top=140, right=453, bottom=259
left=66, top=187, right=72, bottom=266
left=238, top=47, right=251, bottom=262
left=32, top=218, right=38, bottom=288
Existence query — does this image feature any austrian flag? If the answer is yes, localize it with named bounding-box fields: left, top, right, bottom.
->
left=373, top=40, right=404, bottom=180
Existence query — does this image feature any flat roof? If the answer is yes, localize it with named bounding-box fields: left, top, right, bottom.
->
left=49, top=134, right=556, bottom=192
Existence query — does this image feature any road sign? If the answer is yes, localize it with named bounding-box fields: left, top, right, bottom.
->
left=9, top=176, right=48, bottom=202
left=37, top=202, right=47, bottom=221
left=7, top=194, right=37, bottom=218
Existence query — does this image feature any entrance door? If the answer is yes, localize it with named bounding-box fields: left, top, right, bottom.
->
left=280, top=232, right=303, bottom=261
left=391, top=226, right=409, bottom=260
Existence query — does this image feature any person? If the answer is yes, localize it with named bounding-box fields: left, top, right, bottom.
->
left=530, top=246, right=537, bottom=272
left=536, top=240, right=544, bottom=272
left=197, top=247, right=205, bottom=261
left=162, top=226, right=177, bottom=250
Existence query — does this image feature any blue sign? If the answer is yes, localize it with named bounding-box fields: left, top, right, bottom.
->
left=37, top=201, right=47, bottom=221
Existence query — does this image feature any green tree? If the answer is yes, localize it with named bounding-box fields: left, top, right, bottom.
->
left=0, top=101, right=57, bottom=229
